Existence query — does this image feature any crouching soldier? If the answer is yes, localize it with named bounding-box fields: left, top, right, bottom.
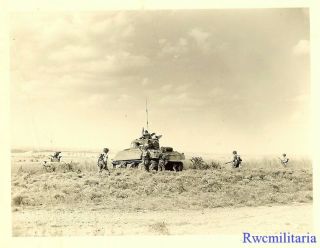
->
left=97, top=148, right=110, bottom=174
left=50, top=151, right=62, bottom=162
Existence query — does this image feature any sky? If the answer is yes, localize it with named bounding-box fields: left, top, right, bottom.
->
left=10, top=8, right=310, bottom=155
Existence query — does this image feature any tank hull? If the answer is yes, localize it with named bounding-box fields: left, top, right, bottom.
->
left=112, top=148, right=185, bottom=171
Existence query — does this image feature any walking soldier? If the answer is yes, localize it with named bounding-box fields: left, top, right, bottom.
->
left=225, top=150, right=242, bottom=168
left=97, top=148, right=110, bottom=174
left=279, top=153, right=289, bottom=167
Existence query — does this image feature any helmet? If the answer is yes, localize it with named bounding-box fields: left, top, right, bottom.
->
left=103, top=148, right=109, bottom=153
left=233, top=150, right=237, bottom=154
left=283, top=153, right=286, bottom=157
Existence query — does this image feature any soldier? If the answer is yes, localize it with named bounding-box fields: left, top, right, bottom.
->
left=151, top=136, right=160, bottom=149
left=158, top=152, right=167, bottom=171
left=132, top=141, right=140, bottom=148
left=279, top=153, right=289, bottom=167
left=142, top=146, right=151, bottom=171
left=142, top=130, right=152, bottom=139
left=225, top=150, right=242, bottom=168
left=50, top=151, right=62, bottom=162
left=97, top=148, right=110, bottom=174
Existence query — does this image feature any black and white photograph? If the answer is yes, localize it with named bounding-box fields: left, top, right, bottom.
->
left=1, top=1, right=318, bottom=245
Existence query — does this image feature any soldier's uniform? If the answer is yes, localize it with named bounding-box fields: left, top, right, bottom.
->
left=142, top=148, right=151, bottom=171
left=158, top=152, right=167, bottom=171
left=142, top=130, right=152, bottom=139
left=98, top=148, right=110, bottom=173
left=280, top=153, right=289, bottom=167
left=151, top=137, right=160, bottom=149
left=232, top=151, right=242, bottom=168
left=149, top=160, right=158, bottom=171
left=50, top=151, right=62, bottom=162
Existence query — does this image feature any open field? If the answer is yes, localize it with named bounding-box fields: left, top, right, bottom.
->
left=11, top=151, right=313, bottom=236
left=12, top=167, right=312, bottom=210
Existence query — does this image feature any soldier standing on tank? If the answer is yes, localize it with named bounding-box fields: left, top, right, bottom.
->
left=279, top=153, right=289, bottom=167
left=141, top=130, right=152, bottom=139
left=97, top=148, right=110, bottom=174
left=142, top=146, right=151, bottom=171
left=151, top=136, right=160, bottom=149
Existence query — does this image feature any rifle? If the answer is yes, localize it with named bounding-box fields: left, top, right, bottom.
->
left=224, top=161, right=233, bottom=165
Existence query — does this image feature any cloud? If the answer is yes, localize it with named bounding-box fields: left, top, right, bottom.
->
left=74, top=52, right=150, bottom=75
left=176, top=83, right=192, bottom=92
left=11, top=12, right=139, bottom=69
left=79, top=93, right=109, bottom=108
left=117, top=93, right=131, bottom=103
left=12, top=12, right=135, bottom=50
left=47, top=45, right=100, bottom=61
left=11, top=12, right=151, bottom=103
left=208, top=87, right=224, bottom=98
left=10, top=10, right=310, bottom=154
left=159, top=92, right=207, bottom=109
left=158, top=37, right=188, bottom=57
left=188, top=28, right=211, bottom=52
left=141, top=77, right=150, bottom=86
left=293, top=40, right=310, bottom=56
left=161, top=84, right=173, bottom=91
left=90, top=12, right=134, bottom=38
left=41, top=51, right=150, bottom=78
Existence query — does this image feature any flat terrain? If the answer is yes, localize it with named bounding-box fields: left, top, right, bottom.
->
left=11, top=151, right=313, bottom=236
left=12, top=203, right=312, bottom=236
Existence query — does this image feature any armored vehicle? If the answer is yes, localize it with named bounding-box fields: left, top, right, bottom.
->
left=112, top=131, right=185, bottom=171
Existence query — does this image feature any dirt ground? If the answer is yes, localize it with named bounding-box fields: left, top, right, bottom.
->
left=12, top=203, right=312, bottom=236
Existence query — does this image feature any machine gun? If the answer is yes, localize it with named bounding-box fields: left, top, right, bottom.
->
left=224, top=160, right=234, bottom=165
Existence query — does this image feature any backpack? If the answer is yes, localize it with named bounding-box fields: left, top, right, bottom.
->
left=233, top=155, right=242, bottom=168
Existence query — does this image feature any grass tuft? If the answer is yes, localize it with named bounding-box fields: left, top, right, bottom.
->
left=149, top=221, right=170, bottom=235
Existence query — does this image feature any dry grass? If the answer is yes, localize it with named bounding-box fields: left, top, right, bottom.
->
left=149, top=221, right=170, bottom=235
left=11, top=152, right=312, bottom=211
left=11, top=160, right=312, bottom=210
